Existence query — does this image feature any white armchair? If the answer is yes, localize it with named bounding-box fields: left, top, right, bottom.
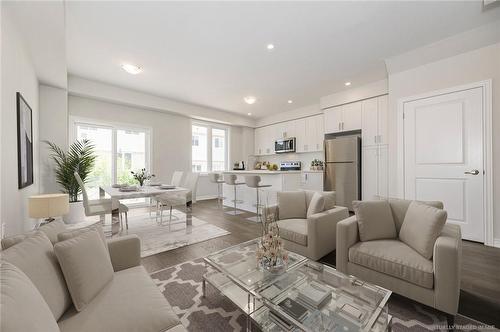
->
left=265, top=190, right=349, bottom=260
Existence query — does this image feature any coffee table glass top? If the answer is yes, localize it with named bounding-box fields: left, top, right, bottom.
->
left=204, top=238, right=307, bottom=294
left=255, top=261, right=391, bottom=331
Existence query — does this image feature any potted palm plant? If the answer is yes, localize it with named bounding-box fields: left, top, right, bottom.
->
left=45, top=139, right=96, bottom=223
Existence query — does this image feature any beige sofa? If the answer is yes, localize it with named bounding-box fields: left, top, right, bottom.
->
left=1, top=222, right=185, bottom=332
left=336, top=198, right=462, bottom=321
left=265, top=190, right=349, bottom=260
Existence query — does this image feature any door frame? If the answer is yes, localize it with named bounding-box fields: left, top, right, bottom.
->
left=396, top=80, right=493, bottom=246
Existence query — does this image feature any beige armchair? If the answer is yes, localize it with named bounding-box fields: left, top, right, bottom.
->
left=265, top=190, right=349, bottom=260
left=336, top=198, right=462, bottom=322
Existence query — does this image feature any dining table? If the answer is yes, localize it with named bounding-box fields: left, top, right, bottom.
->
left=99, top=185, right=192, bottom=235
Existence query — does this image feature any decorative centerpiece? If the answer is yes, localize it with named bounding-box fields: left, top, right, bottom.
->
left=256, top=211, right=288, bottom=274
left=131, top=168, right=155, bottom=187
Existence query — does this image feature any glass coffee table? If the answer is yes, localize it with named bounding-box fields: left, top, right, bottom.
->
left=203, top=238, right=392, bottom=331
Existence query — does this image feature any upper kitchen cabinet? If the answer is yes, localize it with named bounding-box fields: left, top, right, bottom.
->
left=361, top=95, right=388, bottom=147
left=324, top=102, right=362, bottom=134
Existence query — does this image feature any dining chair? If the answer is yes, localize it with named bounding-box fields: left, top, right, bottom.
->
left=74, top=172, right=129, bottom=229
left=156, top=172, right=199, bottom=228
left=150, top=170, right=184, bottom=217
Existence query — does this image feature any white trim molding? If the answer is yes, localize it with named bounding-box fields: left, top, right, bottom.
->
left=397, top=80, right=494, bottom=246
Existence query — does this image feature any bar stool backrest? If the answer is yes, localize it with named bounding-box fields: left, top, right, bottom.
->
left=245, top=175, right=261, bottom=188
left=225, top=174, right=237, bottom=185
left=208, top=172, right=221, bottom=183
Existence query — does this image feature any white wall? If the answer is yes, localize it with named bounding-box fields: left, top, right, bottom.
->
left=387, top=42, right=500, bottom=240
left=39, top=85, right=68, bottom=193
left=68, top=95, right=253, bottom=200
left=1, top=11, right=40, bottom=235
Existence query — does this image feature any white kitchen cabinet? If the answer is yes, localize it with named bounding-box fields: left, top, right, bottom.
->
left=362, top=145, right=388, bottom=200
left=324, top=102, right=362, bottom=134
left=362, top=95, right=388, bottom=147
left=254, top=127, right=263, bottom=155
left=262, top=126, right=274, bottom=155
left=301, top=172, right=323, bottom=191
left=314, top=114, right=324, bottom=151
left=377, top=95, right=388, bottom=145
left=324, top=106, right=343, bottom=133
left=294, top=118, right=307, bottom=153
left=342, top=102, right=362, bottom=131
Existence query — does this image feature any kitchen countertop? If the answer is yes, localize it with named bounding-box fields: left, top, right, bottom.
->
left=223, top=170, right=301, bottom=174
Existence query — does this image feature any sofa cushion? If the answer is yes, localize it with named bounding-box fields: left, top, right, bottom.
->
left=399, top=201, right=448, bottom=260
left=54, top=229, right=114, bottom=312
left=1, top=219, right=67, bottom=249
left=352, top=200, right=397, bottom=241
left=348, top=240, right=434, bottom=289
left=306, top=192, right=325, bottom=217
left=278, top=191, right=306, bottom=220
left=277, top=219, right=307, bottom=246
left=1, top=231, right=71, bottom=320
left=58, top=224, right=107, bottom=247
left=58, top=266, right=182, bottom=332
left=304, top=190, right=336, bottom=211
left=0, top=261, right=60, bottom=332
left=374, top=196, right=444, bottom=233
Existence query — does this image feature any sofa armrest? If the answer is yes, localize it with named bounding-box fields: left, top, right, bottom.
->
left=263, top=204, right=279, bottom=221
left=107, top=235, right=141, bottom=272
left=307, top=207, right=349, bottom=260
left=433, top=224, right=462, bottom=315
left=336, top=215, right=359, bottom=273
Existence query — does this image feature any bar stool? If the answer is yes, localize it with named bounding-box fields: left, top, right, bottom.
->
left=244, top=175, right=271, bottom=223
left=224, top=174, right=245, bottom=215
left=208, top=172, right=225, bottom=208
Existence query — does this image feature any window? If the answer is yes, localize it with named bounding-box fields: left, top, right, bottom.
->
left=72, top=119, right=151, bottom=203
left=191, top=123, right=228, bottom=172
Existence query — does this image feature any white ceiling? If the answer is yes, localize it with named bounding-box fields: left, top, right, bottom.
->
left=66, top=1, right=500, bottom=118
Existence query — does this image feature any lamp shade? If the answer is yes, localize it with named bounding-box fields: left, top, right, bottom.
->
left=29, top=194, right=69, bottom=219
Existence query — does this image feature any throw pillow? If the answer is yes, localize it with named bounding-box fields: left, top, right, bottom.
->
left=1, top=231, right=72, bottom=320
left=0, top=220, right=67, bottom=250
left=0, top=261, right=60, bottom=332
left=278, top=191, right=307, bottom=220
left=399, top=201, right=447, bottom=259
left=352, top=200, right=397, bottom=241
left=306, top=192, right=325, bottom=217
left=58, top=224, right=107, bottom=247
left=54, top=228, right=114, bottom=312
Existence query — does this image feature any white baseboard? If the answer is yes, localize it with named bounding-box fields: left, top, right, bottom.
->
left=493, top=238, right=500, bottom=248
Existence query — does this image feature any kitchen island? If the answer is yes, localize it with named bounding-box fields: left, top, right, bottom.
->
left=222, top=170, right=302, bottom=214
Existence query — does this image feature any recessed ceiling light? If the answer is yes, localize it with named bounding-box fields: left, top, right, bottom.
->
left=287, top=100, right=293, bottom=104
left=266, top=44, right=275, bottom=50
left=344, top=81, right=351, bottom=86
left=244, top=96, right=257, bottom=105
left=247, top=112, right=252, bottom=116
left=121, top=63, right=143, bottom=75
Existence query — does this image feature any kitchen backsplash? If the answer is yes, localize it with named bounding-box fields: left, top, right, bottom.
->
left=256, top=151, right=323, bottom=170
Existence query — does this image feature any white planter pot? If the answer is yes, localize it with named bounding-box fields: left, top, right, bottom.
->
left=63, top=201, right=86, bottom=224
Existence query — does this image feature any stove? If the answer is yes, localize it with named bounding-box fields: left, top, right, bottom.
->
left=279, top=161, right=301, bottom=171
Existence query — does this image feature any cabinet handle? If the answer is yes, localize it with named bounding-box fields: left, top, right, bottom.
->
left=342, top=122, right=345, bottom=130
left=374, top=135, right=377, bottom=144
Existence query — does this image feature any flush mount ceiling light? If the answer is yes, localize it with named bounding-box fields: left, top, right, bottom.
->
left=244, top=96, right=257, bottom=105
left=247, top=112, right=252, bottom=116
left=266, top=44, right=275, bottom=50
left=344, top=81, right=352, bottom=86
left=121, top=63, right=143, bottom=75
left=287, top=100, right=293, bottom=104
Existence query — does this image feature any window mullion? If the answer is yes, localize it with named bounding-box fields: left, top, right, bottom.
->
left=207, top=125, right=212, bottom=172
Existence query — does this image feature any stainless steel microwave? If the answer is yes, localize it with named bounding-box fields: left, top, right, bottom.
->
left=275, top=137, right=296, bottom=153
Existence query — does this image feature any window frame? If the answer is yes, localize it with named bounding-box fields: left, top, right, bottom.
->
left=191, top=120, right=229, bottom=173
left=69, top=116, right=152, bottom=186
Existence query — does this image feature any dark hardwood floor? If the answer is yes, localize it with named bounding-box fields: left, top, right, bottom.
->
left=141, top=199, right=500, bottom=327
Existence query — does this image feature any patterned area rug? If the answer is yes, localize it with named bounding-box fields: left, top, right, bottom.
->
left=68, top=210, right=230, bottom=257
left=151, top=259, right=491, bottom=331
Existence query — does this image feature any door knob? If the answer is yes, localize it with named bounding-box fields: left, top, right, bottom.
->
left=464, top=169, right=480, bottom=175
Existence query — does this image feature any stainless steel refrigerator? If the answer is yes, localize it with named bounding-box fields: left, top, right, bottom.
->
left=324, top=136, right=361, bottom=211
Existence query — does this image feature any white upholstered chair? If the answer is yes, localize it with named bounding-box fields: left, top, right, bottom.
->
left=74, top=172, right=129, bottom=229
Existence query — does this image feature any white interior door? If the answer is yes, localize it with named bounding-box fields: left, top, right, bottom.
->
left=403, top=87, right=484, bottom=242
